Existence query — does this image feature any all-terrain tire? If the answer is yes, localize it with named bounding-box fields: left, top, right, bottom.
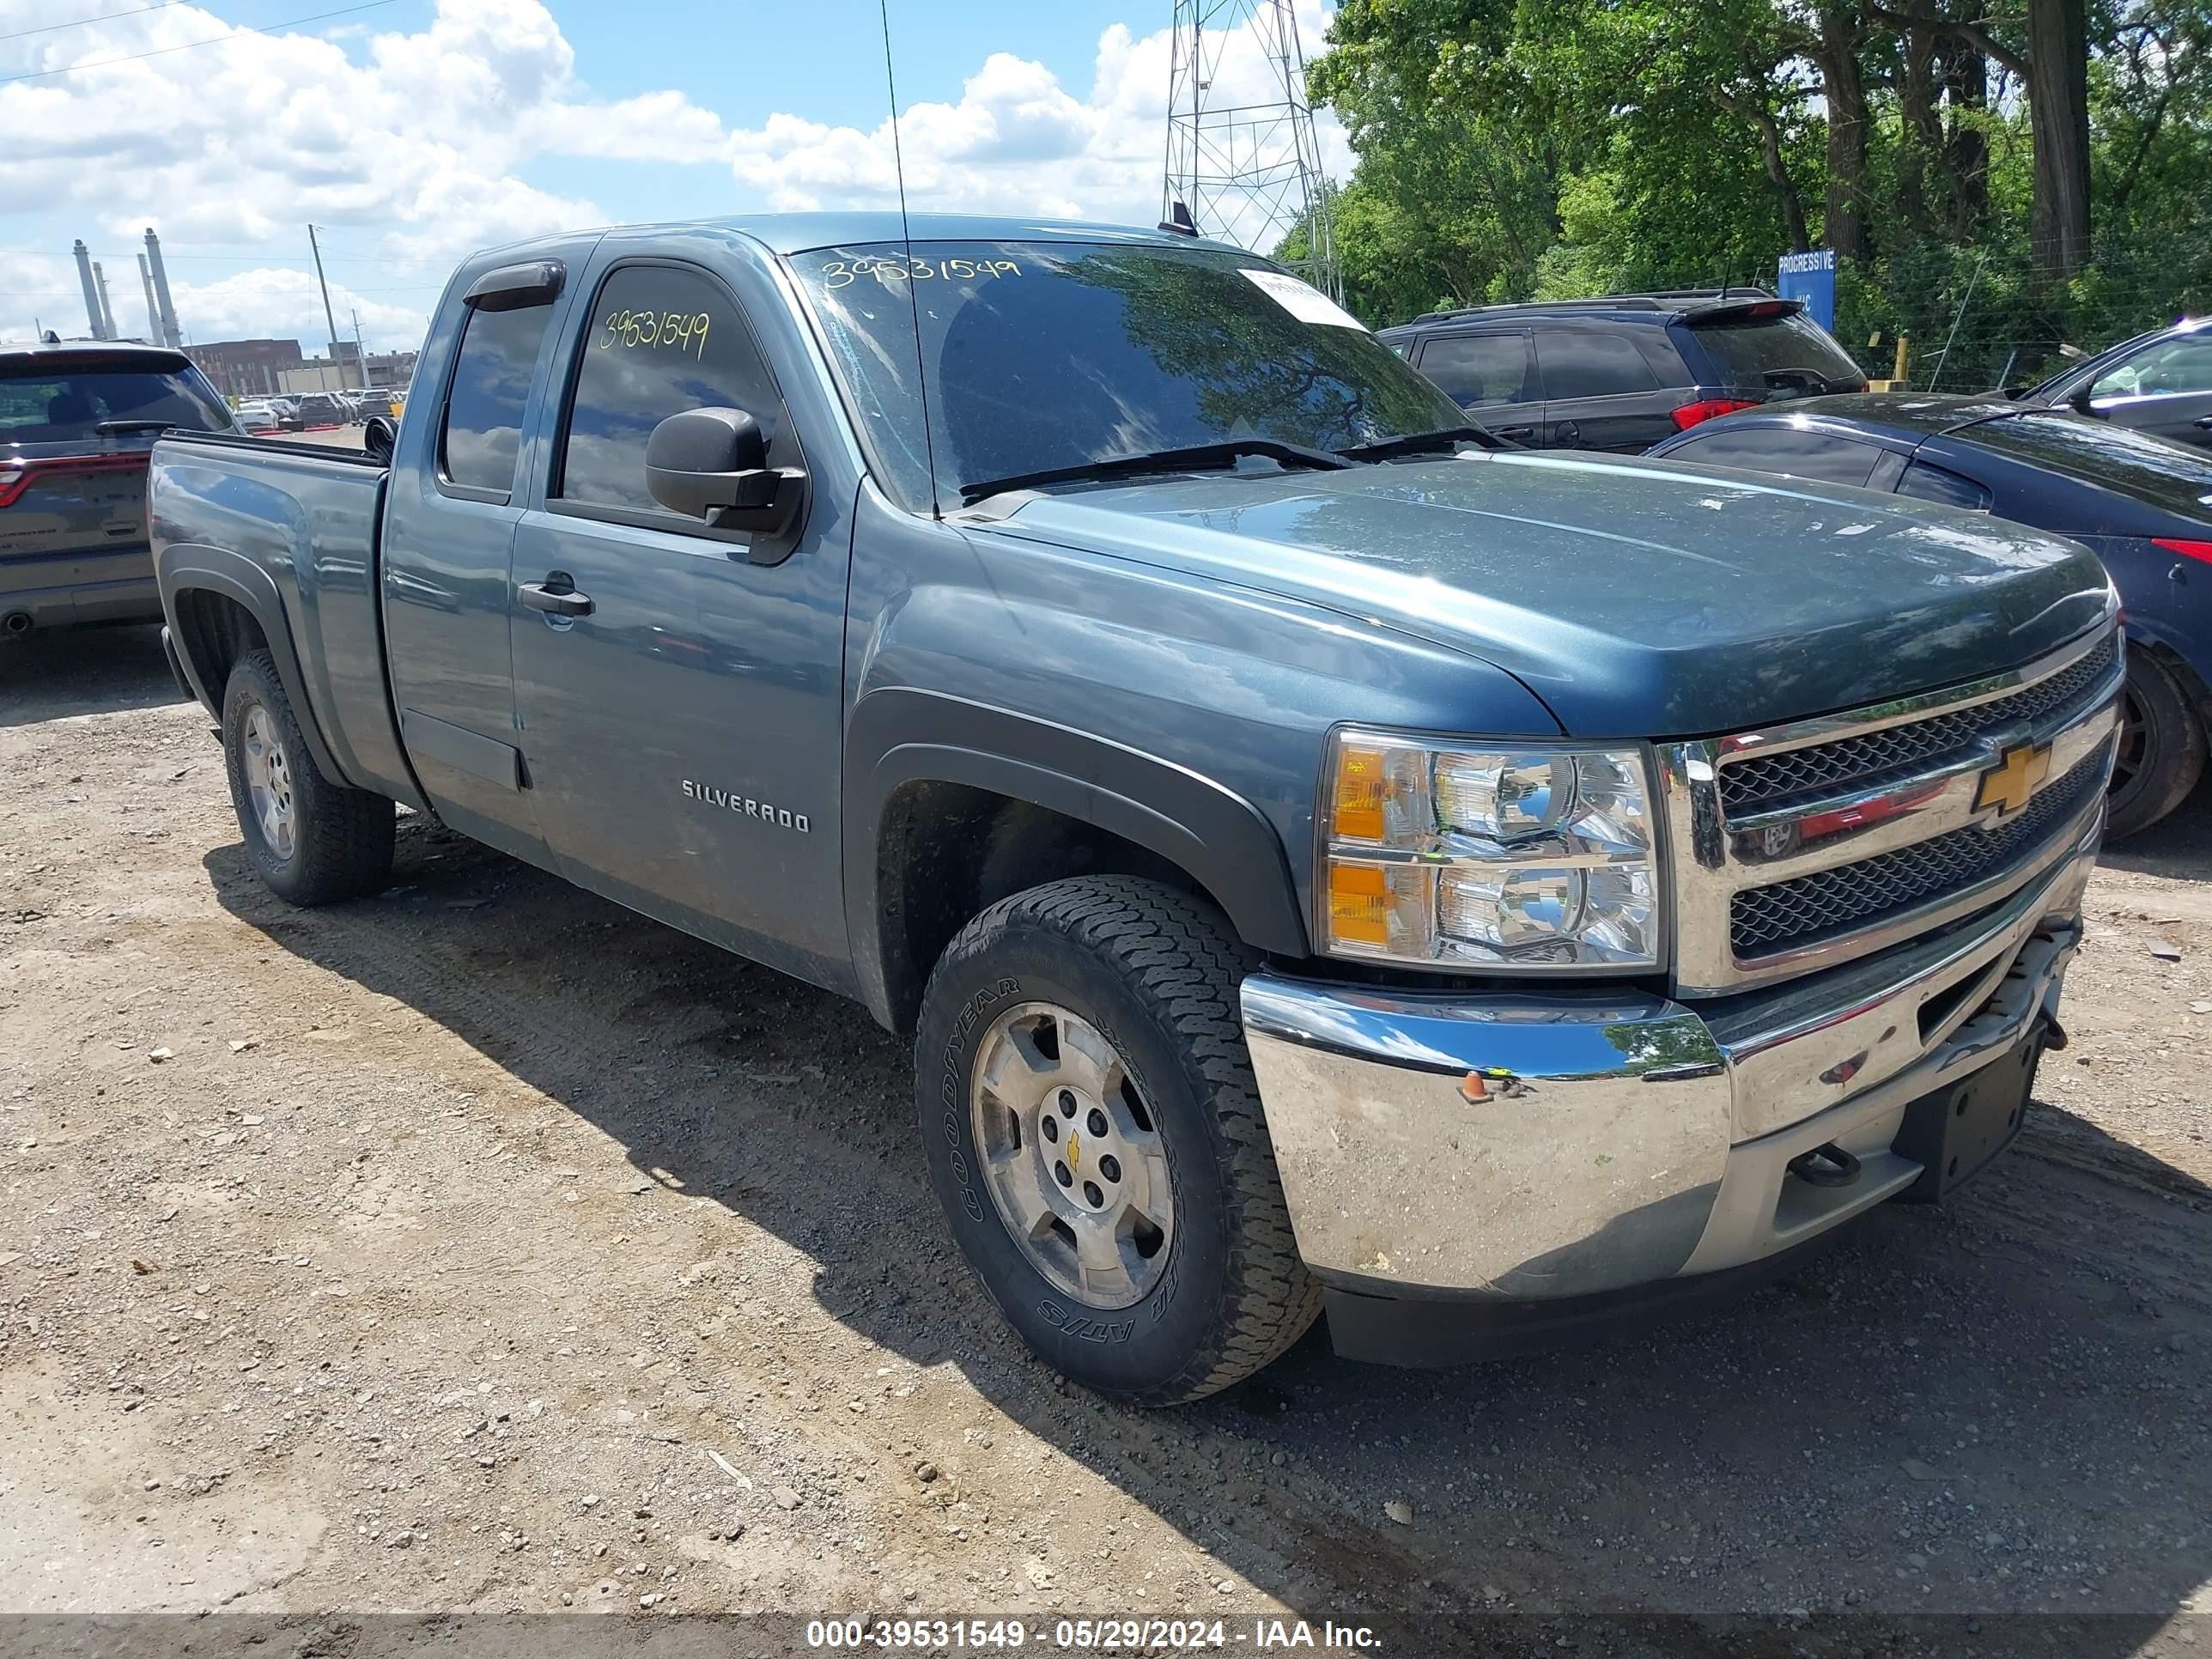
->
left=222, top=648, right=395, bottom=904
left=2108, top=649, right=2206, bottom=839
left=915, top=876, right=1321, bottom=1406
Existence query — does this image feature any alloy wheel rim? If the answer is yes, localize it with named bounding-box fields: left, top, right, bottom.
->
left=240, top=703, right=297, bottom=860
left=969, top=1001, right=1174, bottom=1310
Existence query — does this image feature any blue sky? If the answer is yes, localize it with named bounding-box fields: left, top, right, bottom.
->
left=0, top=0, right=1341, bottom=349
left=416, top=0, right=1145, bottom=223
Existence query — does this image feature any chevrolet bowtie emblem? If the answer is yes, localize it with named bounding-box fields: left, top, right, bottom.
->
left=1975, top=741, right=2052, bottom=818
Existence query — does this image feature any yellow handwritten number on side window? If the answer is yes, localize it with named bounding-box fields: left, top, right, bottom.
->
left=597, top=309, right=713, bottom=362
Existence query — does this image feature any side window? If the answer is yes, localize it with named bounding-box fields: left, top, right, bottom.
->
left=1666, top=425, right=1884, bottom=487
left=1534, top=329, right=1662, bottom=401
left=441, top=302, right=553, bottom=496
left=2091, top=337, right=2212, bottom=400
left=1417, top=332, right=1532, bottom=407
left=558, top=264, right=787, bottom=520
left=1897, top=460, right=1992, bottom=511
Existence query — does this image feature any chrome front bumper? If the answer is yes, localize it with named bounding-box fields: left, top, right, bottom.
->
left=1240, top=810, right=2099, bottom=1304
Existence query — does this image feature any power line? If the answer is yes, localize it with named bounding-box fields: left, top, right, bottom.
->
left=0, top=0, right=179, bottom=44
left=0, top=0, right=397, bottom=87
left=0, top=246, right=423, bottom=266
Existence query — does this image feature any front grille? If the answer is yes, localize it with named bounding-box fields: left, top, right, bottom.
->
left=1718, top=635, right=2117, bottom=817
left=1729, top=748, right=2106, bottom=959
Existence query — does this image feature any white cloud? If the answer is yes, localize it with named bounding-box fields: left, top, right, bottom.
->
left=0, top=0, right=1346, bottom=347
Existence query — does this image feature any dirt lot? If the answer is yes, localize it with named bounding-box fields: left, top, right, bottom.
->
left=2, top=625, right=2208, bottom=1655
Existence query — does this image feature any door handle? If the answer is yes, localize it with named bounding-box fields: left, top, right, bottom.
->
left=518, top=578, right=593, bottom=617
left=2196, top=416, right=2212, bottom=431
left=1495, top=425, right=1537, bottom=441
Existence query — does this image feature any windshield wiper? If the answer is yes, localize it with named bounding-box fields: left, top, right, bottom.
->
left=1335, top=423, right=1513, bottom=461
left=93, top=419, right=173, bottom=435
left=956, top=438, right=1356, bottom=506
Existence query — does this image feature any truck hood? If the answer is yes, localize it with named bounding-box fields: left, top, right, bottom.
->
left=976, top=449, right=2116, bottom=736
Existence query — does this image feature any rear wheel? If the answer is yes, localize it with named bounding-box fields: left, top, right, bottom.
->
left=222, top=648, right=395, bottom=903
left=2107, top=650, right=2205, bottom=839
left=915, top=877, right=1320, bottom=1405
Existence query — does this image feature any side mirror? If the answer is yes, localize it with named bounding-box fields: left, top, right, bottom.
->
left=362, top=416, right=397, bottom=465
left=645, top=407, right=806, bottom=550
left=2067, top=386, right=2102, bottom=418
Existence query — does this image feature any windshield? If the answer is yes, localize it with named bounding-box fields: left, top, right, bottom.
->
left=0, top=356, right=233, bottom=445
left=791, top=240, right=1462, bottom=510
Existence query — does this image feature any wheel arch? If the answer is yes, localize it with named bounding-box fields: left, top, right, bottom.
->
left=844, top=690, right=1309, bottom=1032
left=162, top=546, right=349, bottom=787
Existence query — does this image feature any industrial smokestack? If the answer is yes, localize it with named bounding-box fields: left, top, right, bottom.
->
left=92, top=262, right=118, bottom=340
left=137, top=254, right=161, bottom=342
left=74, top=240, right=110, bottom=339
left=143, top=227, right=182, bottom=349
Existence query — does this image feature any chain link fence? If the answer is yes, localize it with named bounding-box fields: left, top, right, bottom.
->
left=1831, top=229, right=2212, bottom=393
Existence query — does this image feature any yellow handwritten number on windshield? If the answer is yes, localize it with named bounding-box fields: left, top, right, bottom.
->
left=819, top=258, right=1021, bottom=291
left=597, top=309, right=711, bottom=362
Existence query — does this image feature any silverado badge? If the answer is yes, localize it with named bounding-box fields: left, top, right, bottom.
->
left=1974, top=741, right=2052, bottom=819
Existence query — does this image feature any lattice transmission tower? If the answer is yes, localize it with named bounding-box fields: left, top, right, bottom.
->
left=1161, top=0, right=1341, bottom=301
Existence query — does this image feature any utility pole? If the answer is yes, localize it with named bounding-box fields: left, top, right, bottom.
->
left=350, top=307, right=368, bottom=388
left=307, top=224, right=343, bottom=393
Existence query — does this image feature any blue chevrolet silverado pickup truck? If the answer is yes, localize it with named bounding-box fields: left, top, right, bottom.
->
left=149, top=214, right=2124, bottom=1404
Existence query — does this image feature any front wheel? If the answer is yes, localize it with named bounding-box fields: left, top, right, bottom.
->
left=222, top=648, right=395, bottom=904
left=2108, top=650, right=2206, bottom=839
left=915, top=877, right=1320, bottom=1405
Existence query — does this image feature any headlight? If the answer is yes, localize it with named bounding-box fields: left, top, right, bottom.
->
left=1322, top=729, right=1662, bottom=969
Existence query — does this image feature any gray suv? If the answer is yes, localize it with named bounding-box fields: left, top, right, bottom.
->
left=2, top=339, right=236, bottom=638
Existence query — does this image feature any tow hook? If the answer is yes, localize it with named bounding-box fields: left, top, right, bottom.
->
left=1787, top=1141, right=1863, bottom=1188
left=2039, top=1016, right=2069, bottom=1053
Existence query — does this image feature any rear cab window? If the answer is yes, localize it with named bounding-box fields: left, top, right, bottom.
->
left=1686, top=309, right=1866, bottom=398
left=441, top=305, right=556, bottom=499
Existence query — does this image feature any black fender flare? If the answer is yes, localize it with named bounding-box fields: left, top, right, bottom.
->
left=843, top=688, right=1310, bottom=1028
left=159, top=544, right=349, bottom=787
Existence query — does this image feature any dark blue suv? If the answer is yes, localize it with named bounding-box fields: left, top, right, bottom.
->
left=1378, top=290, right=1868, bottom=453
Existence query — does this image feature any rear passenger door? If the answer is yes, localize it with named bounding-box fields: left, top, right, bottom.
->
left=1533, top=327, right=1678, bottom=452
left=507, top=250, right=853, bottom=982
left=1412, top=330, right=1540, bottom=442
left=381, top=262, right=574, bottom=863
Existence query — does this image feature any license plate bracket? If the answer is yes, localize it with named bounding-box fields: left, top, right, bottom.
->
left=1890, top=1028, right=2045, bottom=1203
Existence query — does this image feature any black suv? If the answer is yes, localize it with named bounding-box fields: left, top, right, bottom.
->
left=2, top=337, right=236, bottom=638
left=1377, top=290, right=1869, bottom=453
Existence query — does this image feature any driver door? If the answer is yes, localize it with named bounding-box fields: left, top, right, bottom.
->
left=507, top=252, right=853, bottom=983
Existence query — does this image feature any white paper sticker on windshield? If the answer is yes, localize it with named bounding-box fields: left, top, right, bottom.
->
left=1240, top=268, right=1366, bottom=331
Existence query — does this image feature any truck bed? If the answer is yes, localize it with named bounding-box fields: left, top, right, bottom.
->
left=149, top=430, right=417, bottom=805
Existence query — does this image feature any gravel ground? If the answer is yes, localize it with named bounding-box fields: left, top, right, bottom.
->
left=1, top=625, right=2208, bottom=1656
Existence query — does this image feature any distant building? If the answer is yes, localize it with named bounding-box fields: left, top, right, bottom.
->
left=190, top=338, right=306, bottom=399
left=278, top=341, right=418, bottom=395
